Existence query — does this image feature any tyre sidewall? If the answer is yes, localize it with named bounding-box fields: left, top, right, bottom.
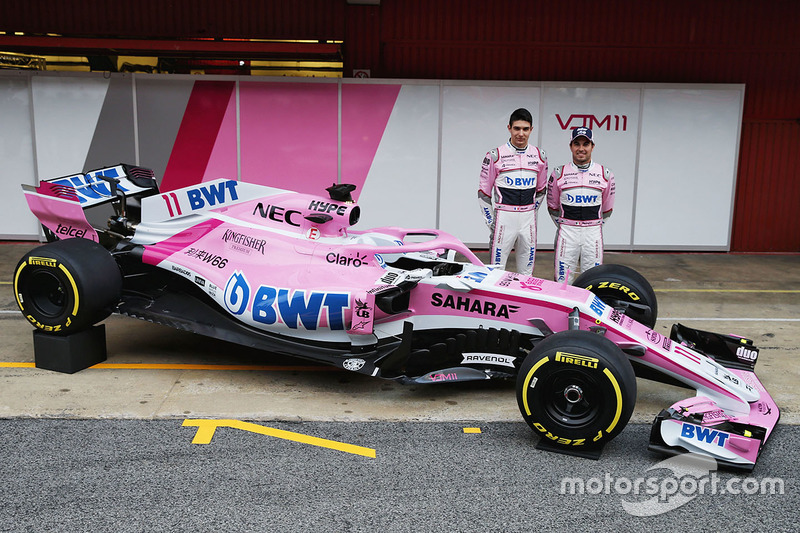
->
left=573, top=264, right=658, bottom=328
left=517, top=331, right=636, bottom=447
left=14, top=239, right=121, bottom=334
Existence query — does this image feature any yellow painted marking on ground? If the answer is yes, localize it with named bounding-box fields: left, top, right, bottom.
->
left=0, top=281, right=11, bottom=285
left=182, top=419, right=376, bottom=458
left=656, top=288, right=800, bottom=293
left=91, top=363, right=336, bottom=371
left=0, top=362, right=335, bottom=371
left=463, top=427, right=482, bottom=434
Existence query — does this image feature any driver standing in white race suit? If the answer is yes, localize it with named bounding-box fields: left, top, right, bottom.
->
left=477, top=108, right=548, bottom=276
left=547, top=127, right=616, bottom=283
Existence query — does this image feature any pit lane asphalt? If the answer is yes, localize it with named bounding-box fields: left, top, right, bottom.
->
left=1, top=242, right=798, bottom=530
left=1, top=420, right=798, bottom=531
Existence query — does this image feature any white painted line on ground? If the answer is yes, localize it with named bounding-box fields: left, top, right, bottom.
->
left=659, top=317, right=800, bottom=322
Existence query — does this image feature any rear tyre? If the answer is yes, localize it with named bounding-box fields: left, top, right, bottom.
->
left=14, top=238, right=122, bottom=335
left=516, top=330, right=636, bottom=448
left=573, top=264, right=658, bottom=328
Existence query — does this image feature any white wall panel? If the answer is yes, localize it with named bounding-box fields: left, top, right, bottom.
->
left=31, top=75, right=110, bottom=181
left=539, top=85, right=642, bottom=248
left=439, top=84, right=541, bottom=246
left=0, top=76, right=38, bottom=239
left=356, top=84, right=440, bottom=230
left=634, top=87, right=743, bottom=248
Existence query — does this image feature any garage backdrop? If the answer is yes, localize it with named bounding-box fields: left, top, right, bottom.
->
left=0, top=0, right=797, bottom=252
left=0, top=72, right=745, bottom=251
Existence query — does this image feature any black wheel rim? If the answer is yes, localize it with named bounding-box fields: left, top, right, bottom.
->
left=542, top=368, right=602, bottom=428
left=28, top=270, right=69, bottom=318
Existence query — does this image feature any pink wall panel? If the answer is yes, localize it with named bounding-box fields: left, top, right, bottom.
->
left=161, top=80, right=235, bottom=191
left=239, top=81, right=338, bottom=194
left=203, top=88, right=238, bottom=183
left=341, top=83, right=401, bottom=199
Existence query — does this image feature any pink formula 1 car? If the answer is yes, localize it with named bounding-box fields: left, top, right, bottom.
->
left=15, top=165, right=779, bottom=469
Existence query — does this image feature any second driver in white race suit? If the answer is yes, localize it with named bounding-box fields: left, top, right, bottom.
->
left=547, top=127, right=616, bottom=283
left=477, top=108, right=548, bottom=276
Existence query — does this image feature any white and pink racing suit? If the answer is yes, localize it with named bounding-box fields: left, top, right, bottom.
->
left=478, top=142, right=548, bottom=276
left=547, top=161, right=615, bottom=283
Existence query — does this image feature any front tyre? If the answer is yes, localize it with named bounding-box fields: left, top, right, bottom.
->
left=573, top=264, right=658, bottom=328
left=14, top=238, right=122, bottom=335
left=516, top=330, right=636, bottom=448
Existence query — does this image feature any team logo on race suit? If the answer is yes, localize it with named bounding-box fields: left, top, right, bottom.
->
left=503, top=176, right=538, bottom=187
left=223, top=271, right=350, bottom=330
left=565, top=193, right=599, bottom=204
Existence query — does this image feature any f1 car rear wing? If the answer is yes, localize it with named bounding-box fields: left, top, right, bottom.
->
left=22, top=164, right=160, bottom=242
left=33, top=164, right=160, bottom=209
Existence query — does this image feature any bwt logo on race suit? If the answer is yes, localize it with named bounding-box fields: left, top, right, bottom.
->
left=224, top=271, right=349, bottom=330
left=503, top=176, right=537, bottom=187
left=556, top=114, right=628, bottom=132
left=566, top=193, right=599, bottom=204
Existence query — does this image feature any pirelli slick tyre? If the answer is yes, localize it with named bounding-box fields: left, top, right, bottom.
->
left=573, top=264, right=658, bottom=328
left=14, top=238, right=122, bottom=335
left=516, top=330, right=636, bottom=448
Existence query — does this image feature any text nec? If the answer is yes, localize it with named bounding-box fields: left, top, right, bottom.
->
left=187, top=181, right=239, bottom=210
left=680, top=423, right=730, bottom=448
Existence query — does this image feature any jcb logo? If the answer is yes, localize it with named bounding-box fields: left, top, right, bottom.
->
left=556, top=114, right=628, bottom=132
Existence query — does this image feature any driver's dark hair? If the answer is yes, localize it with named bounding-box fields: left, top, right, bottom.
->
left=509, top=108, right=533, bottom=127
